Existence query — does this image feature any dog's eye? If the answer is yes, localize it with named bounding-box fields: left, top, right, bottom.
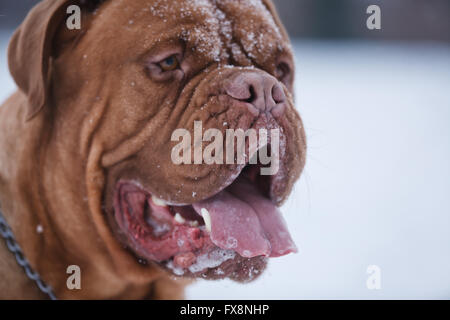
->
left=159, top=55, right=180, bottom=72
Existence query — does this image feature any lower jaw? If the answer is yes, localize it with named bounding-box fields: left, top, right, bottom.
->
left=165, top=253, right=268, bottom=282
left=130, top=226, right=268, bottom=281
left=113, top=182, right=268, bottom=281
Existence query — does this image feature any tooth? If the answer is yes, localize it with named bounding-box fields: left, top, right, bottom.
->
left=201, top=208, right=212, bottom=233
left=174, top=213, right=186, bottom=224
left=151, top=195, right=167, bottom=207
left=189, top=221, right=199, bottom=227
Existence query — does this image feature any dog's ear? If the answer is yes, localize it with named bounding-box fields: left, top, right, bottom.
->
left=8, top=0, right=106, bottom=121
left=8, top=0, right=70, bottom=120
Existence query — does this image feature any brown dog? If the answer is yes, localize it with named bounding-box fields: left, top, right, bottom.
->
left=0, top=0, right=306, bottom=299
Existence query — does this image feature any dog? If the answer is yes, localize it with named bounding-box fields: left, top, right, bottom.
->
left=0, top=0, right=306, bottom=299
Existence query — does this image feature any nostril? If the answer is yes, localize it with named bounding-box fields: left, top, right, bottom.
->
left=245, top=85, right=257, bottom=104
left=272, top=84, right=286, bottom=104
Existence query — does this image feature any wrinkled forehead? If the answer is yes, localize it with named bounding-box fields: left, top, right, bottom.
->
left=101, top=0, right=289, bottom=63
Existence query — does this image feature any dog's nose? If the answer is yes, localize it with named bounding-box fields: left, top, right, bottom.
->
left=225, top=73, right=286, bottom=117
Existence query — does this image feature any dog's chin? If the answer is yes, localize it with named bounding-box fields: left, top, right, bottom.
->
left=111, top=163, right=296, bottom=282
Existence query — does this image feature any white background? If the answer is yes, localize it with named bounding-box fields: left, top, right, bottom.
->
left=1, top=33, right=449, bottom=299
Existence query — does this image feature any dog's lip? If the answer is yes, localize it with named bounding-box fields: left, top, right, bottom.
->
left=140, top=161, right=247, bottom=207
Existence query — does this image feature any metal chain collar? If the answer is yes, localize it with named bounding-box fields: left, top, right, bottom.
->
left=0, top=209, right=57, bottom=300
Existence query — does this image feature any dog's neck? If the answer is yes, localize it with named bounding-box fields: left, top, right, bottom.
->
left=0, top=93, right=57, bottom=298
left=0, top=92, right=179, bottom=299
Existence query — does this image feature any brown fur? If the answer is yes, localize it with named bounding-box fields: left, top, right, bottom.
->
left=0, top=0, right=305, bottom=299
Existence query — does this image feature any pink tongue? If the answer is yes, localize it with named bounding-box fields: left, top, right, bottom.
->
left=192, top=179, right=297, bottom=258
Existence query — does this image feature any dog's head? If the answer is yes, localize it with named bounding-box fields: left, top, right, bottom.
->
left=9, top=0, right=306, bottom=283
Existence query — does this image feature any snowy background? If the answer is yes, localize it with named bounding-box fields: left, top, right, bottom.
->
left=1, top=35, right=450, bottom=299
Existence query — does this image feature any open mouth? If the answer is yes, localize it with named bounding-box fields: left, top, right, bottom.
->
left=113, top=164, right=297, bottom=281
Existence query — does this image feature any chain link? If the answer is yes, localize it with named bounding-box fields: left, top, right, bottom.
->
left=0, top=210, right=57, bottom=300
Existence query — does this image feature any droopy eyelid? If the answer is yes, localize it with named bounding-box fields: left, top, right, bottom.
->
left=145, top=47, right=184, bottom=65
